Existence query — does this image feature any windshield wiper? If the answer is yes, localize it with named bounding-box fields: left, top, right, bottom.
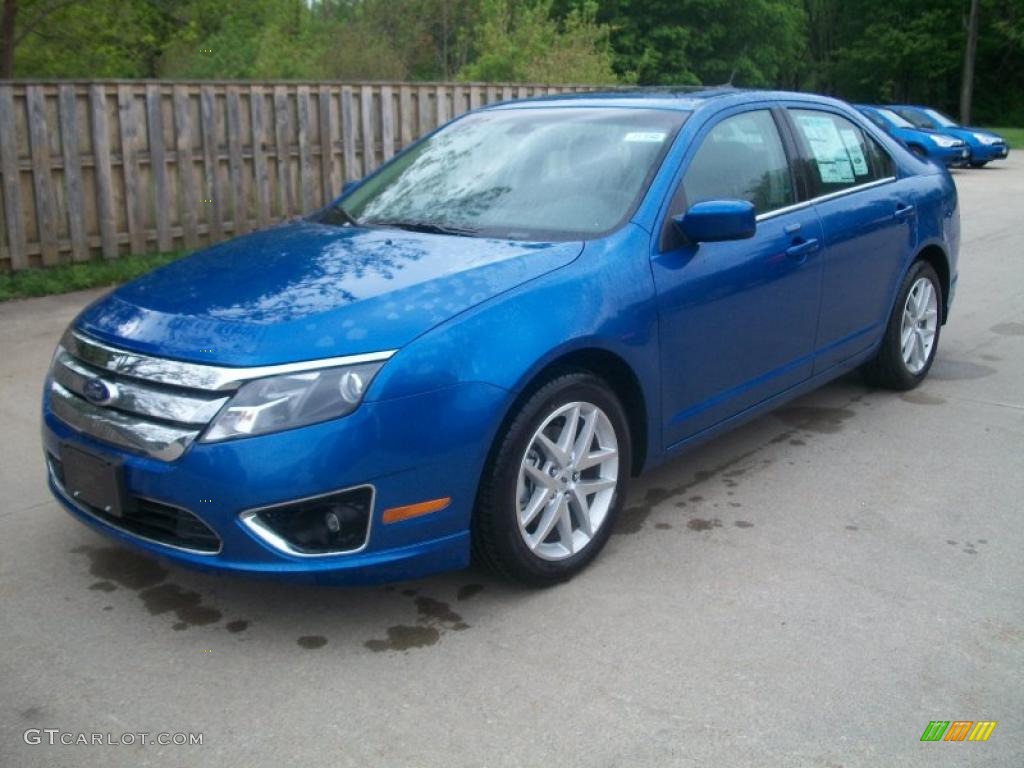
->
left=318, top=204, right=361, bottom=228
left=367, top=219, right=480, bottom=237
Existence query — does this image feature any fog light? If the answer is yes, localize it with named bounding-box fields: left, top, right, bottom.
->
left=241, top=487, right=373, bottom=555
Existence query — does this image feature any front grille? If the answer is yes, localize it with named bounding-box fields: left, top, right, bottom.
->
left=48, top=332, right=232, bottom=461
left=49, top=455, right=221, bottom=554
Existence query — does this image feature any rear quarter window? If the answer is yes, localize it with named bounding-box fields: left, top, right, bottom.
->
left=789, top=109, right=894, bottom=198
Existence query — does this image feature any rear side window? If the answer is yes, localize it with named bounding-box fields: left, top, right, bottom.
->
left=682, top=110, right=794, bottom=214
left=789, top=109, right=893, bottom=197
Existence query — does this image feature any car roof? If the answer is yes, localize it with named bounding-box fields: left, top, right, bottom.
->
left=484, top=87, right=854, bottom=114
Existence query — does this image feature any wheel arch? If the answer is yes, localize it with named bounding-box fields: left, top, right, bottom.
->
left=914, top=242, right=951, bottom=322
left=492, top=346, right=651, bottom=478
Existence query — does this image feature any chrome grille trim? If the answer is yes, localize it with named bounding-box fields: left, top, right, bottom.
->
left=50, top=381, right=200, bottom=461
left=63, top=329, right=396, bottom=391
left=50, top=330, right=397, bottom=462
left=52, top=349, right=229, bottom=426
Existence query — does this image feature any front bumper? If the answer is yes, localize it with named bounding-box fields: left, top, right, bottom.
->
left=934, top=145, right=970, bottom=166
left=42, top=380, right=507, bottom=584
left=969, top=143, right=1010, bottom=162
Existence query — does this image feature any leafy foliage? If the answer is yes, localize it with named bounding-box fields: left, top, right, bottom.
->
left=3, top=0, right=1024, bottom=123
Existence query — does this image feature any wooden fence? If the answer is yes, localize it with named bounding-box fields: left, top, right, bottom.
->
left=0, top=80, right=600, bottom=271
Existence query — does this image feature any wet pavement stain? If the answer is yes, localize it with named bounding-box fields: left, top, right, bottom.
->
left=928, top=359, right=997, bottom=381
left=225, top=620, right=249, bottom=633
left=845, top=525, right=859, bottom=531
left=89, top=580, right=117, bottom=592
left=733, top=520, right=754, bottom=528
left=654, top=522, right=672, bottom=530
left=297, top=635, right=328, bottom=650
left=72, top=545, right=168, bottom=590
left=616, top=487, right=672, bottom=534
left=456, top=584, right=485, bottom=601
left=364, top=625, right=440, bottom=652
left=789, top=439, right=806, bottom=446
left=687, top=517, right=723, bottom=531
left=139, top=583, right=222, bottom=627
left=946, top=540, right=958, bottom=545
left=365, top=590, right=470, bottom=652
left=775, top=406, right=855, bottom=434
left=728, top=501, right=742, bottom=508
left=980, top=354, right=1002, bottom=362
left=900, top=391, right=946, bottom=405
left=991, top=321, right=1024, bottom=336
left=414, top=596, right=463, bottom=625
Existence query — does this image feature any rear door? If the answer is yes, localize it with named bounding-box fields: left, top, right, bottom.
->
left=652, top=106, right=825, bottom=447
left=783, top=106, right=917, bottom=371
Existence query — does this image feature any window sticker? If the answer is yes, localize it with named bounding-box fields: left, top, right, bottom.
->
left=839, top=129, right=869, bottom=176
left=624, top=131, right=667, bottom=143
left=795, top=114, right=855, bottom=184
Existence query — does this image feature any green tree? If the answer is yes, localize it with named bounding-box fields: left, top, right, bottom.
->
left=459, top=0, right=621, bottom=83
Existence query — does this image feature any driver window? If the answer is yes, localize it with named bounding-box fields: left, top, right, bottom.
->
left=683, top=110, right=795, bottom=215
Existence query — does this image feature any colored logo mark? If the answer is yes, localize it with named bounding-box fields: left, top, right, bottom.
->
left=920, top=721, right=997, bottom=742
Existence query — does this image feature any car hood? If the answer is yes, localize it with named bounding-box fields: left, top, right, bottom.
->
left=75, top=222, right=582, bottom=366
left=942, top=126, right=997, bottom=143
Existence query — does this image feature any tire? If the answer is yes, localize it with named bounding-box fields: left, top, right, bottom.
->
left=862, top=260, right=942, bottom=390
left=472, top=373, right=631, bottom=586
left=969, top=161, right=989, bottom=168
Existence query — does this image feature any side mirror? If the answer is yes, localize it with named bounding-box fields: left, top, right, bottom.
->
left=342, top=179, right=362, bottom=194
left=674, top=200, right=756, bottom=243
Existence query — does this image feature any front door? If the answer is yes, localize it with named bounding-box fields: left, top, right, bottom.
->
left=652, top=107, right=824, bottom=447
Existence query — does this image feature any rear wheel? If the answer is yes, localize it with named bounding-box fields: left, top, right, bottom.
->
left=472, top=373, right=631, bottom=586
left=862, top=260, right=942, bottom=390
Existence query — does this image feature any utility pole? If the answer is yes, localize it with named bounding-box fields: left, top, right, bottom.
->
left=959, top=0, right=980, bottom=125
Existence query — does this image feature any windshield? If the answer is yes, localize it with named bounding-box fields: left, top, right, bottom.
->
left=323, top=107, right=687, bottom=240
left=878, top=108, right=914, bottom=128
left=924, top=108, right=958, bottom=127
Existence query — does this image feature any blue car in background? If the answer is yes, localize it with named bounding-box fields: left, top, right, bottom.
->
left=856, top=104, right=968, bottom=166
left=890, top=105, right=1009, bottom=167
left=42, top=89, right=959, bottom=586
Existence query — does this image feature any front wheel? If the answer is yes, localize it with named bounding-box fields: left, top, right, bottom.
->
left=472, top=373, right=631, bottom=586
left=969, top=160, right=989, bottom=168
left=862, top=261, right=942, bottom=390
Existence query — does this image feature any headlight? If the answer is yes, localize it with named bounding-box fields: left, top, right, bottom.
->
left=972, top=132, right=1001, bottom=145
left=202, top=362, right=384, bottom=442
left=929, top=134, right=961, bottom=148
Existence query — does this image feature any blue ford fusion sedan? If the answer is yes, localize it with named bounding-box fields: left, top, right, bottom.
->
left=855, top=104, right=969, bottom=166
left=43, top=89, right=959, bottom=586
left=889, top=105, right=1009, bottom=167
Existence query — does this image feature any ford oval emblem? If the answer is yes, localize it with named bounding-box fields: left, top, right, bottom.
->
left=83, top=377, right=117, bottom=406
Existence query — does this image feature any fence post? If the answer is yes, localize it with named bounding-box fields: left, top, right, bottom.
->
left=0, top=85, right=26, bottom=269
left=26, top=85, right=58, bottom=265
left=58, top=84, right=88, bottom=262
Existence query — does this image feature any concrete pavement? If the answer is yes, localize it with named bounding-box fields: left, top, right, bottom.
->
left=1, top=159, right=1022, bottom=767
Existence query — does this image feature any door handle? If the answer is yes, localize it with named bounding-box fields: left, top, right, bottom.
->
left=785, top=238, right=820, bottom=259
left=894, top=203, right=916, bottom=220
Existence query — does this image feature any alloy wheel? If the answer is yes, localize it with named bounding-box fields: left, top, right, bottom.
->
left=515, top=401, right=619, bottom=561
left=900, top=276, right=939, bottom=374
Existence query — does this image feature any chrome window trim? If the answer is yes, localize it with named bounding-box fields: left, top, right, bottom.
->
left=755, top=176, right=897, bottom=222
left=64, top=330, right=396, bottom=392
left=50, top=381, right=200, bottom=461
left=47, top=457, right=222, bottom=556
left=238, top=484, right=375, bottom=558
